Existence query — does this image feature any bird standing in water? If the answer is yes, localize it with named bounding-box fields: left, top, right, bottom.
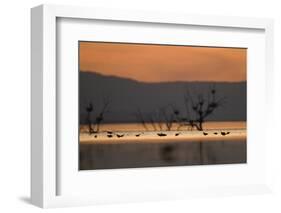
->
left=117, top=134, right=124, bottom=138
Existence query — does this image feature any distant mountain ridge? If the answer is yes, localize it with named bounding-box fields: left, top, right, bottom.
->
left=79, top=71, right=246, bottom=123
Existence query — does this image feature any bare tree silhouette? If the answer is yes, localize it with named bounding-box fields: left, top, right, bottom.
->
left=149, top=109, right=164, bottom=131
left=134, top=85, right=225, bottom=132
left=134, top=108, right=149, bottom=131
left=169, top=104, right=194, bottom=131
left=147, top=112, right=158, bottom=131
left=158, top=106, right=175, bottom=131
left=183, top=85, right=226, bottom=131
left=135, top=106, right=175, bottom=131
left=94, top=98, right=110, bottom=133
left=85, top=98, right=110, bottom=134
left=85, top=102, right=94, bottom=134
left=135, top=109, right=163, bottom=131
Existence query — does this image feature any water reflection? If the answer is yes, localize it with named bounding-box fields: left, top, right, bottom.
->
left=79, top=139, right=246, bottom=170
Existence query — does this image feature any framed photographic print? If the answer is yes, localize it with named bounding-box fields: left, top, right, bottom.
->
left=31, top=4, right=274, bottom=208
left=78, top=42, right=247, bottom=170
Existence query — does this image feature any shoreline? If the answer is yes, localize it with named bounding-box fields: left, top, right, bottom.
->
left=80, top=129, right=246, bottom=144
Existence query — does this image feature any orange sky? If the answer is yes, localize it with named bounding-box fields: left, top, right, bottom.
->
left=79, top=42, right=246, bottom=83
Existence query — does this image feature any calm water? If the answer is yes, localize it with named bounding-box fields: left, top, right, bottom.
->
left=79, top=121, right=246, bottom=170
left=79, top=139, right=246, bottom=170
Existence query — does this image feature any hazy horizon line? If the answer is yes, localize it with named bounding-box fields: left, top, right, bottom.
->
left=80, top=70, right=247, bottom=84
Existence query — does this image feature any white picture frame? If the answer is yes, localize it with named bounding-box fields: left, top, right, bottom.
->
left=31, top=4, right=274, bottom=208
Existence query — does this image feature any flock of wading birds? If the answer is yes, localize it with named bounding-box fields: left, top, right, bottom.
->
left=89, top=130, right=232, bottom=139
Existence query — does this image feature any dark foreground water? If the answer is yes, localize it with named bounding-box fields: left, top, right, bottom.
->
left=79, top=140, right=246, bottom=170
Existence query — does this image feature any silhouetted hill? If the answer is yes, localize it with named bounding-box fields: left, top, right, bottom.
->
left=79, top=71, right=246, bottom=123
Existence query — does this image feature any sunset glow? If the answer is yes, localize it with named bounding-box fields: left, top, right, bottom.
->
left=79, top=41, right=246, bottom=83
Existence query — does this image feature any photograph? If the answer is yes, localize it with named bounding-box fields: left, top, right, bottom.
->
left=79, top=41, right=247, bottom=170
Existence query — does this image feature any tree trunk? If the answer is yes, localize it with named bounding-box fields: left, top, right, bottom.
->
left=193, top=122, right=203, bottom=131
left=198, top=121, right=203, bottom=131
left=87, top=112, right=94, bottom=134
